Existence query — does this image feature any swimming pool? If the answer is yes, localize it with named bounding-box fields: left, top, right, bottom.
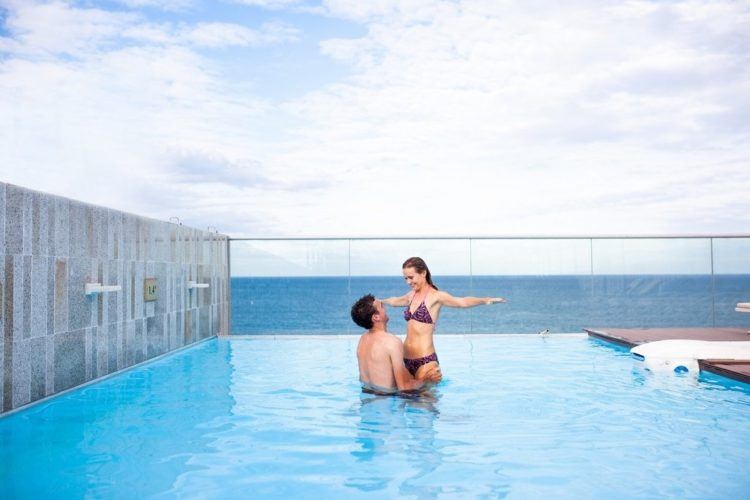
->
left=1, top=335, right=749, bottom=498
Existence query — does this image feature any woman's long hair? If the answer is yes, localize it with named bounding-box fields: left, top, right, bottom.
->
left=402, top=256, right=438, bottom=290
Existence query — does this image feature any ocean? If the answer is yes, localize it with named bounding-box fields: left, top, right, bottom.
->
left=230, top=275, right=750, bottom=335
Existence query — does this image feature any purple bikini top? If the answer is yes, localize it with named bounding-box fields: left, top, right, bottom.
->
left=404, top=294, right=434, bottom=324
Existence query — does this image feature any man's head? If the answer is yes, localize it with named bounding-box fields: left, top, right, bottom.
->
left=351, top=294, right=388, bottom=330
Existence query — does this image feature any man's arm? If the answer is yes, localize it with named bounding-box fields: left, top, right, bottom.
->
left=388, top=339, right=426, bottom=391
left=381, top=293, right=411, bottom=307
left=436, top=290, right=506, bottom=308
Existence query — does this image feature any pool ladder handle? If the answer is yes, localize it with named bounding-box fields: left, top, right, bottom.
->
left=188, top=281, right=210, bottom=290
left=85, top=283, right=122, bottom=295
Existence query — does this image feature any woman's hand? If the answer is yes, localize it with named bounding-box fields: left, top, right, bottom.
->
left=421, top=365, right=442, bottom=383
left=437, top=291, right=506, bottom=308
left=486, top=297, right=507, bottom=305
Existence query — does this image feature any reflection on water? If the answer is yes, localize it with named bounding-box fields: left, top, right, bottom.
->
left=347, top=389, right=441, bottom=494
left=354, top=389, right=441, bottom=463
left=2, top=336, right=749, bottom=498
left=0, top=340, right=235, bottom=498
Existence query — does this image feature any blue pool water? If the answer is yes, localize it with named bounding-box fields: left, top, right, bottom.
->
left=230, top=275, right=750, bottom=334
left=1, top=335, right=749, bottom=498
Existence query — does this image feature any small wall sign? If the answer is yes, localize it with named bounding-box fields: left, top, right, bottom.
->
left=144, top=278, right=158, bottom=302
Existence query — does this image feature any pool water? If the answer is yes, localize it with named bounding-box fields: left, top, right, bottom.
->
left=1, top=335, right=749, bottom=498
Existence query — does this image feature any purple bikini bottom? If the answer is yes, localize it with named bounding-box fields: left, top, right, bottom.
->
left=404, top=352, right=439, bottom=376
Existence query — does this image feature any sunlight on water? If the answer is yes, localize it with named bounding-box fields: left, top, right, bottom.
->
left=1, top=336, right=749, bottom=498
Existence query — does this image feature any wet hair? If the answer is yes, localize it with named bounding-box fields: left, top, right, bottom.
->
left=351, top=294, right=377, bottom=329
left=402, top=256, right=438, bottom=290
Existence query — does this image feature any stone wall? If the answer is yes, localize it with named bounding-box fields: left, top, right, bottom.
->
left=1, top=182, right=230, bottom=413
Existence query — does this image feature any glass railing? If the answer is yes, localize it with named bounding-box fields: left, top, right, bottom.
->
left=229, top=237, right=750, bottom=335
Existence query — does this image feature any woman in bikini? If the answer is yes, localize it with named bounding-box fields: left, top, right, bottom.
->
left=380, top=256, right=506, bottom=379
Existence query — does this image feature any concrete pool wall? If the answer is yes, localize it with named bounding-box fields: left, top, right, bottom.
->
left=1, top=181, right=230, bottom=414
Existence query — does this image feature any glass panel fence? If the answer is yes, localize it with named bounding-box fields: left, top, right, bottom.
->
left=229, top=237, right=750, bottom=334
left=589, top=238, right=714, bottom=329
left=230, top=240, right=350, bottom=334
left=713, top=237, right=750, bottom=327
left=471, top=239, right=592, bottom=333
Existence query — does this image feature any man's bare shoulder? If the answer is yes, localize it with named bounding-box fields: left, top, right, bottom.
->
left=359, top=331, right=404, bottom=354
left=382, top=332, right=405, bottom=349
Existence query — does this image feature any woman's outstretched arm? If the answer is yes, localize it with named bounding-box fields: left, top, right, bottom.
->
left=381, top=293, right=411, bottom=307
left=436, top=290, right=506, bottom=308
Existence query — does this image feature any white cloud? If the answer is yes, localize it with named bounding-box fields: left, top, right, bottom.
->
left=0, top=0, right=137, bottom=57
left=115, top=0, right=195, bottom=11
left=1, top=0, right=748, bottom=237
left=272, top=0, right=750, bottom=235
left=119, top=21, right=300, bottom=48
left=320, top=0, right=439, bottom=23
left=0, top=1, right=301, bottom=231
left=0, top=1, right=299, bottom=56
left=233, top=0, right=305, bottom=7
left=179, top=21, right=299, bottom=47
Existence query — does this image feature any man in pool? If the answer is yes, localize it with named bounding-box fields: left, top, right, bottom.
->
left=351, top=294, right=442, bottom=394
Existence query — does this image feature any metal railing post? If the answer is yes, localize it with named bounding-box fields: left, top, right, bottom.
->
left=346, top=239, right=353, bottom=333
left=469, top=237, right=474, bottom=333
left=710, top=237, right=716, bottom=327
left=226, top=237, right=232, bottom=335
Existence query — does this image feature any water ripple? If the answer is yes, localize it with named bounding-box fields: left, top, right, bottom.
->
left=1, top=336, right=749, bottom=498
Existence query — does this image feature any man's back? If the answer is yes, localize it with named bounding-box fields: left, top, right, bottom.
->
left=357, top=330, right=400, bottom=393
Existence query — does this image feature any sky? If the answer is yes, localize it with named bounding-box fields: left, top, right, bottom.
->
left=1, top=0, right=749, bottom=239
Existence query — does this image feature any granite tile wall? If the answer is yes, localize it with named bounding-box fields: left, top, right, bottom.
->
left=1, top=182, right=230, bottom=414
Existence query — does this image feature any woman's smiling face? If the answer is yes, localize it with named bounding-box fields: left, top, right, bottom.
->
left=402, top=266, right=427, bottom=290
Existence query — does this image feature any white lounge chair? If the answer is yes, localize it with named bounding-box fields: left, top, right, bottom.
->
left=631, top=339, right=750, bottom=374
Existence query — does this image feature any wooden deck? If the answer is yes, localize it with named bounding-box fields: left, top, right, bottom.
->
left=584, top=327, right=750, bottom=385
left=698, top=360, right=750, bottom=384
